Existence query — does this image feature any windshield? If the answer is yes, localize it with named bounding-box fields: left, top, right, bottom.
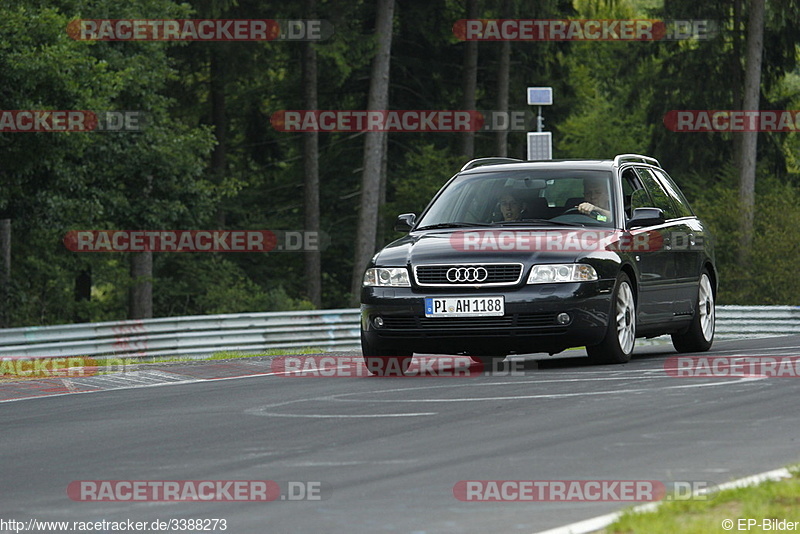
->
left=416, top=169, right=616, bottom=228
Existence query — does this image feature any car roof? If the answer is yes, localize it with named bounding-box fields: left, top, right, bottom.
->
left=458, top=159, right=615, bottom=175
left=458, top=154, right=662, bottom=175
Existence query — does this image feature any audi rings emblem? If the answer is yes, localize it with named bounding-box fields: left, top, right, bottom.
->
left=446, top=266, right=488, bottom=283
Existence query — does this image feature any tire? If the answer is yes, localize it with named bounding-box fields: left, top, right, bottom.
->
left=671, top=270, right=715, bottom=353
left=587, top=272, right=636, bottom=364
left=361, top=331, right=412, bottom=376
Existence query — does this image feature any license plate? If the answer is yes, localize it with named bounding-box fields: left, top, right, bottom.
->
left=424, top=296, right=505, bottom=318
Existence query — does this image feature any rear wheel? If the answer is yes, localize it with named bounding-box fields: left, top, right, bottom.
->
left=361, top=332, right=412, bottom=376
left=587, top=272, right=636, bottom=364
left=671, top=270, right=715, bottom=353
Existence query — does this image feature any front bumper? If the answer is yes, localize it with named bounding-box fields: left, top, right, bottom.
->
left=360, top=279, right=615, bottom=355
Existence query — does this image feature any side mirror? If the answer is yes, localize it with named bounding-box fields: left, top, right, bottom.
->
left=394, top=213, right=416, bottom=232
left=628, top=207, right=665, bottom=228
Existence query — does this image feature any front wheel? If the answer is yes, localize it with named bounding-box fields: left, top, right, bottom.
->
left=361, top=332, right=412, bottom=376
left=671, top=270, right=715, bottom=353
left=587, top=272, right=636, bottom=364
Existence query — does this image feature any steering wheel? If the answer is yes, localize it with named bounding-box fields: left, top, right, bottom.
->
left=559, top=206, right=605, bottom=220
left=561, top=207, right=588, bottom=216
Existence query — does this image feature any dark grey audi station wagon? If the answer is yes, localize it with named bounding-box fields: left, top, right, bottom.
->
left=360, top=154, right=717, bottom=375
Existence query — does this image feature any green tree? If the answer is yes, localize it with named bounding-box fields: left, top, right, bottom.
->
left=0, top=0, right=216, bottom=325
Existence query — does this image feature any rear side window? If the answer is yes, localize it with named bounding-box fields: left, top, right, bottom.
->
left=651, top=168, right=695, bottom=218
left=635, top=167, right=678, bottom=220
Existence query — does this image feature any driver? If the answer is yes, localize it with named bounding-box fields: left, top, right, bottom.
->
left=577, top=178, right=611, bottom=220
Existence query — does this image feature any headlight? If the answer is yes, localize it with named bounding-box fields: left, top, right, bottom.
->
left=363, top=267, right=411, bottom=287
left=527, top=264, right=598, bottom=284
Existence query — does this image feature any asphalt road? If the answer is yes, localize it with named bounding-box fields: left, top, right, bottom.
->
left=2, top=336, right=800, bottom=533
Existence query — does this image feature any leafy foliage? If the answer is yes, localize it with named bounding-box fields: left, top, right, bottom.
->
left=1, top=0, right=800, bottom=328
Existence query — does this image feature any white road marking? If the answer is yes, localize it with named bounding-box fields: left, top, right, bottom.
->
left=244, top=375, right=761, bottom=419
left=328, top=377, right=762, bottom=403
left=251, top=412, right=438, bottom=418
left=286, top=460, right=417, bottom=467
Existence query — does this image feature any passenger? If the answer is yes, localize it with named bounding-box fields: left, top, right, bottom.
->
left=499, top=193, right=525, bottom=221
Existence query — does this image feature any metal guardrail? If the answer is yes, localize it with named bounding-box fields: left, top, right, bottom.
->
left=0, top=306, right=796, bottom=360
left=0, top=309, right=362, bottom=360
left=715, top=306, right=800, bottom=338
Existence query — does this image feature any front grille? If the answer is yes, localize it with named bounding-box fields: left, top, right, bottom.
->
left=414, top=263, right=523, bottom=287
left=517, top=314, right=562, bottom=327
left=382, top=316, right=515, bottom=329
left=380, top=317, right=417, bottom=329
left=380, top=313, right=564, bottom=335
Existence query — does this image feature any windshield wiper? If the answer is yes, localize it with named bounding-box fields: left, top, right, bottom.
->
left=415, top=222, right=493, bottom=230
left=493, top=219, right=587, bottom=228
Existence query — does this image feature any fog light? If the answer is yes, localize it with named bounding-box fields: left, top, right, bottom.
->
left=374, top=317, right=384, bottom=328
left=556, top=313, right=571, bottom=325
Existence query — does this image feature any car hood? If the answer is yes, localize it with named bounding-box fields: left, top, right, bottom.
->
left=374, top=228, right=617, bottom=266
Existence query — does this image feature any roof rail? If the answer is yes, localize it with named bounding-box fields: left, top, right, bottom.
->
left=460, top=157, right=524, bottom=172
left=614, top=154, right=661, bottom=168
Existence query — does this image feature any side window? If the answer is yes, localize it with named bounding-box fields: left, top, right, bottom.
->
left=651, top=169, right=695, bottom=218
left=635, top=167, right=678, bottom=220
left=621, top=168, right=651, bottom=218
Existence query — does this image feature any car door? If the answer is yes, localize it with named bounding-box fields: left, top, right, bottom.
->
left=650, top=168, right=704, bottom=316
left=630, top=166, right=687, bottom=325
left=620, top=166, right=677, bottom=326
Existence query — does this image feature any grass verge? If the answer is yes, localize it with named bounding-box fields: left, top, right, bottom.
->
left=135, top=347, right=322, bottom=365
left=601, top=466, right=800, bottom=533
